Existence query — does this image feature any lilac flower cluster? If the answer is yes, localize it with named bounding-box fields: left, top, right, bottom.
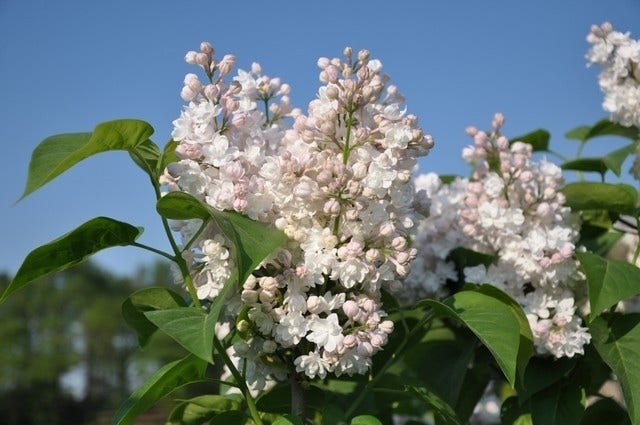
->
left=162, top=43, right=433, bottom=387
left=405, top=114, right=591, bottom=358
left=587, top=22, right=640, bottom=180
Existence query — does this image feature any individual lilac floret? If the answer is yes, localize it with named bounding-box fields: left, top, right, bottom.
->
left=163, top=43, right=433, bottom=388
left=406, top=114, right=590, bottom=358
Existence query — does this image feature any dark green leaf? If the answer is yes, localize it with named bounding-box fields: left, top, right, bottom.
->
left=21, top=119, right=154, bottom=199
left=516, top=356, right=577, bottom=402
left=530, top=383, right=584, bottom=425
left=350, top=415, right=384, bottom=425
left=581, top=231, right=624, bottom=257
left=576, top=252, right=640, bottom=320
left=447, top=247, right=495, bottom=270
left=511, top=129, right=550, bottom=152
left=1, top=217, right=141, bottom=303
left=112, top=354, right=207, bottom=425
left=580, top=398, right=631, bottom=425
left=420, top=287, right=524, bottom=387
left=403, top=328, right=476, bottom=406
left=585, top=119, right=640, bottom=142
left=561, top=158, right=608, bottom=176
left=404, top=386, right=462, bottom=425
left=144, top=307, right=215, bottom=363
left=590, top=313, right=640, bottom=425
left=168, top=395, right=241, bottom=425
left=122, top=287, right=187, bottom=346
left=563, top=182, right=638, bottom=215
left=157, top=191, right=286, bottom=285
left=208, top=410, right=247, bottom=425
left=501, top=396, right=532, bottom=425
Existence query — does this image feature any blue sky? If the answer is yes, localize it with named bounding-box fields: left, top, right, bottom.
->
left=1, top=0, right=639, bottom=277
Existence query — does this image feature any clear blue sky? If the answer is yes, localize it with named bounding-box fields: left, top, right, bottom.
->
left=1, top=0, right=639, bottom=277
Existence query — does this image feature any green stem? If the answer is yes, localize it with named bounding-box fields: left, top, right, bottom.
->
left=130, top=242, right=175, bottom=262
left=212, top=337, right=264, bottom=425
left=632, top=215, right=640, bottom=265
left=149, top=175, right=201, bottom=308
left=344, top=308, right=436, bottom=418
left=342, top=109, right=355, bottom=165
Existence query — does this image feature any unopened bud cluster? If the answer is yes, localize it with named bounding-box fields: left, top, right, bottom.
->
left=405, top=114, right=591, bottom=358
left=163, top=43, right=433, bottom=388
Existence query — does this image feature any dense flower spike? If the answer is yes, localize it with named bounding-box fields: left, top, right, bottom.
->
left=587, top=22, right=640, bottom=129
left=163, top=43, right=433, bottom=387
left=406, top=114, right=591, bottom=358
left=587, top=22, right=640, bottom=180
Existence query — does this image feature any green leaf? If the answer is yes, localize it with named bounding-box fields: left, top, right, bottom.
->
left=168, top=395, right=241, bottom=425
left=501, top=396, right=533, bottom=425
left=561, top=158, right=608, bottom=176
left=21, top=119, right=154, bottom=199
left=144, top=307, right=215, bottom=364
left=122, top=287, right=187, bottom=346
left=160, top=139, right=179, bottom=172
left=576, top=252, right=640, bottom=320
left=475, top=285, right=533, bottom=383
left=129, top=138, right=162, bottom=179
left=603, top=144, right=637, bottom=176
left=563, top=182, right=638, bottom=215
left=112, top=354, right=207, bottom=425
left=350, top=415, right=384, bottom=425
left=272, top=415, right=305, bottom=425
left=584, top=119, right=640, bottom=142
left=580, top=397, right=631, bottom=425
left=447, top=247, right=495, bottom=270
left=511, top=129, right=550, bottom=152
left=565, top=125, right=592, bottom=142
left=589, top=313, right=640, bottom=425
left=581, top=230, right=624, bottom=257
left=403, top=329, right=476, bottom=406
left=530, top=383, right=584, bottom=425
left=157, top=191, right=286, bottom=285
left=421, top=287, right=525, bottom=387
left=208, top=410, right=248, bottom=424
left=1, top=217, right=141, bottom=303
left=404, top=386, right=462, bottom=425
left=516, top=356, right=577, bottom=402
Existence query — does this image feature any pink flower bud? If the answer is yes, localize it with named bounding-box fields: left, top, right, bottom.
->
left=324, top=198, right=341, bottom=216
left=200, top=42, right=213, bottom=55
left=343, top=300, right=359, bottom=320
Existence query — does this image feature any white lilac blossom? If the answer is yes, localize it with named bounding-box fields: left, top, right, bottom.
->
left=586, top=22, right=640, bottom=180
left=163, top=42, right=433, bottom=388
left=406, top=114, right=591, bottom=358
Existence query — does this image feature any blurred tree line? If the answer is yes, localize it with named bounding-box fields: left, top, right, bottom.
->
left=0, top=261, right=189, bottom=425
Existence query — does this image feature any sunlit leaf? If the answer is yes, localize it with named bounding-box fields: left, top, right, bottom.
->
left=589, top=313, right=640, bottom=425
left=563, top=182, right=638, bottom=215
left=122, top=287, right=187, bottom=346
left=156, top=192, right=286, bottom=285
left=350, top=415, right=384, bottom=425
left=576, top=252, right=640, bottom=320
left=1, top=217, right=141, bottom=303
left=167, top=395, right=241, bottom=425
left=421, top=286, right=526, bottom=387
left=21, top=119, right=154, bottom=199
left=112, top=354, right=207, bottom=425
left=144, top=307, right=215, bottom=364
